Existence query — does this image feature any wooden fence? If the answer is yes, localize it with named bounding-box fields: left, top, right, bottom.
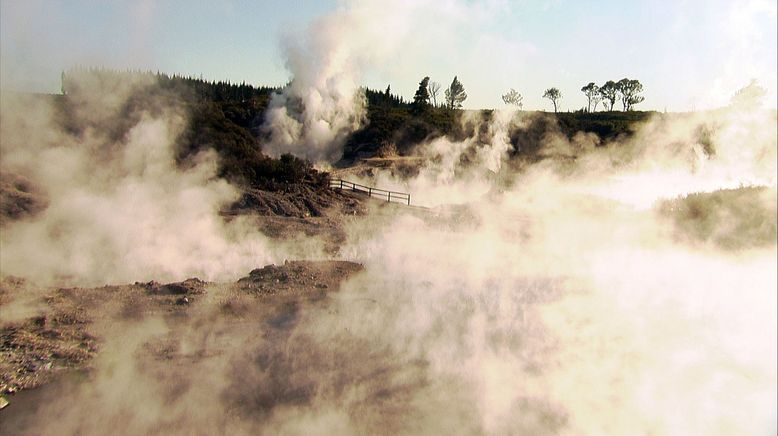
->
left=329, top=179, right=411, bottom=206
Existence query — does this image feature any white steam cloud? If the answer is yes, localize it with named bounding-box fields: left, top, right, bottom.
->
left=327, top=105, right=776, bottom=434
left=260, top=6, right=369, bottom=164
left=1, top=1, right=776, bottom=435
left=0, top=76, right=316, bottom=287
left=259, top=0, right=514, bottom=165
left=4, top=83, right=776, bottom=436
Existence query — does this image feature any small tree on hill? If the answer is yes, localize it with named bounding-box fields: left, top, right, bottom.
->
left=591, top=92, right=603, bottom=112
left=444, top=76, right=467, bottom=109
left=542, top=87, right=562, bottom=113
left=413, top=76, right=431, bottom=112
left=383, top=85, right=392, bottom=106
left=581, top=82, right=599, bottom=112
left=616, top=78, right=644, bottom=111
left=501, top=88, right=523, bottom=108
left=599, top=80, right=618, bottom=111
left=428, top=81, right=441, bottom=107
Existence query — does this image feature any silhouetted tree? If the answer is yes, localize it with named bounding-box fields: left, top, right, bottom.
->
left=542, top=87, right=562, bottom=113
left=428, top=81, right=441, bottom=107
left=581, top=82, right=599, bottom=112
left=444, top=76, right=467, bottom=109
left=501, top=88, right=523, bottom=108
left=616, top=78, right=644, bottom=111
left=599, top=80, right=618, bottom=111
left=384, top=85, right=392, bottom=105
left=591, top=92, right=603, bottom=112
left=413, top=76, right=431, bottom=112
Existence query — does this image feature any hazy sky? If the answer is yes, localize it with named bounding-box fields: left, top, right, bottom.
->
left=1, top=0, right=775, bottom=111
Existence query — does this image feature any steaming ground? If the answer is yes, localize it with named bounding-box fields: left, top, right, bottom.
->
left=2, top=81, right=777, bottom=434
left=2, top=181, right=774, bottom=434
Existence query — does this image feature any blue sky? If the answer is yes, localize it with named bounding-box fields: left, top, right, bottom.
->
left=1, top=0, right=775, bottom=111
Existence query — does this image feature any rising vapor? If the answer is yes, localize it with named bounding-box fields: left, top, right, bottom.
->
left=1, top=0, right=776, bottom=435
left=0, top=74, right=313, bottom=286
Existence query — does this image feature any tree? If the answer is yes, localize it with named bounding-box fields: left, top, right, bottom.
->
left=616, top=78, right=644, bottom=111
left=581, top=82, right=599, bottom=112
left=501, top=88, right=523, bottom=108
left=730, top=79, right=767, bottom=108
left=428, top=81, right=441, bottom=107
left=542, top=87, right=562, bottom=113
left=444, top=76, right=467, bottom=109
left=383, top=85, right=392, bottom=106
left=413, top=76, right=431, bottom=110
left=591, top=92, right=603, bottom=112
left=599, top=80, right=618, bottom=111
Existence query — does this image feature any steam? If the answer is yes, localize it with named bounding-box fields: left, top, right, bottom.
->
left=327, top=106, right=776, bottom=434
left=260, top=5, right=370, bottom=164
left=0, top=76, right=312, bottom=286
left=333, top=216, right=776, bottom=434
left=2, top=1, right=776, bottom=434
left=3, top=75, right=775, bottom=434
left=259, top=0, right=514, bottom=165
left=349, top=103, right=776, bottom=211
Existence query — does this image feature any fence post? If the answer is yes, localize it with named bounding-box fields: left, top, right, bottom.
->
left=407, top=195, right=410, bottom=206
left=388, top=192, right=391, bottom=202
left=368, top=187, right=372, bottom=198
left=340, top=180, right=343, bottom=189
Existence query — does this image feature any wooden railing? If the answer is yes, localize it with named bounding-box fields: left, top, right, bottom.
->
left=329, top=179, right=411, bottom=206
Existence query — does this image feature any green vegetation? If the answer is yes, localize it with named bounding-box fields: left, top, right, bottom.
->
left=542, top=88, right=562, bottom=113
left=501, top=89, right=523, bottom=108
left=346, top=87, right=655, bottom=159
left=600, top=80, right=619, bottom=111
left=62, top=66, right=276, bottom=104
left=444, top=76, right=468, bottom=110
left=179, top=101, right=323, bottom=189
left=56, top=68, right=659, bottom=181
left=616, top=78, right=645, bottom=111
left=660, top=187, right=777, bottom=250
left=578, top=78, right=645, bottom=112
left=554, top=110, right=654, bottom=139
left=60, top=68, right=324, bottom=190
left=343, top=87, right=459, bottom=159
left=581, top=83, right=601, bottom=112
left=427, top=81, right=442, bottom=107
left=412, top=76, right=431, bottom=114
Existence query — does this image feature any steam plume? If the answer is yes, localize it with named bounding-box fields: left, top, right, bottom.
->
left=0, top=75, right=305, bottom=286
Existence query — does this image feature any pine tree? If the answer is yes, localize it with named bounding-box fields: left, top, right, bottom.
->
left=412, top=77, right=430, bottom=111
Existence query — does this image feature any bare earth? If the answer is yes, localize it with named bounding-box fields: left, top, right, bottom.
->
left=0, top=179, right=373, bottom=429
left=0, top=260, right=364, bottom=425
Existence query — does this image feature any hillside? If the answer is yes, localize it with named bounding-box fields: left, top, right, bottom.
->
left=1, top=68, right=775, bottom=435
left=345, top=88, right=656, bottom=160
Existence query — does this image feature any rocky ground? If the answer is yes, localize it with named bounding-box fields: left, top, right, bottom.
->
left=0, top=260, right=364, bottom=419
left=0, top=172, right=375, bottom=425
left=0, top=173, right=48, bottom=226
